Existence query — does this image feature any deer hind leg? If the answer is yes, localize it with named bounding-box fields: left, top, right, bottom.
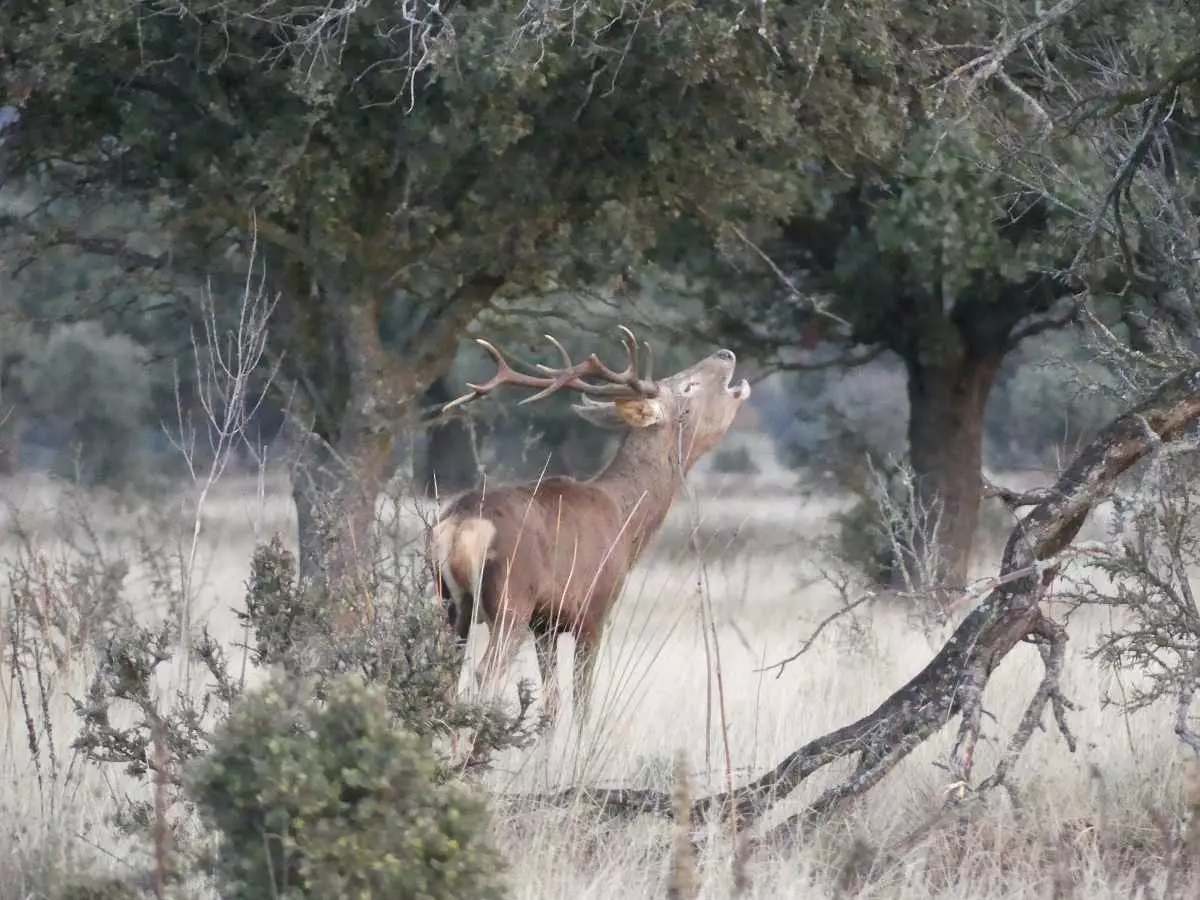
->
left=474, top=608, right=528, bottom=703
left=532, top=628, right=561, bottom=724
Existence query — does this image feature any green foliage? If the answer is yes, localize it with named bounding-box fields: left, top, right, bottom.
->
left=236, top=535, right=535, bottom=747
left=188, top=673, right=509, bottom=900
left=13, top=321, right=154, bottom=487
left=0, top=0, right=823, bottom=431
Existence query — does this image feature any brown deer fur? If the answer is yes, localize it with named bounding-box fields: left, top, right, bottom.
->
left=427, top=332, right=751, bottom=726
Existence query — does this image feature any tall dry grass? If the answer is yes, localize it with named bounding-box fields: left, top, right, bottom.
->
left=0, top=464, right=1196, bottom=899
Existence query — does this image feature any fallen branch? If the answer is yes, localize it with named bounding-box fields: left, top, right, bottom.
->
left=506, top=366, right=1200, bottom=834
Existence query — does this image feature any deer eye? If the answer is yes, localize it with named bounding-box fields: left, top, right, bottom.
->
left=679, top=381, right=697, bottom=395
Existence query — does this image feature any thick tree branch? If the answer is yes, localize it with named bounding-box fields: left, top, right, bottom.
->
left=981, top=476, right=1061, bottom=510
left=1006, top=294, right=1086, bottom=349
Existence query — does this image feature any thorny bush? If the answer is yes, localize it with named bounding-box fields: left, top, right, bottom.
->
left=1059, top=452, right=1200, bottom=755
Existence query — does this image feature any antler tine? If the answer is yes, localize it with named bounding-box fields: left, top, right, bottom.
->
left=616, top=325, right=640, bottom=380
left=516, top=332, right=593, bottom=406
left=442, top=327, right=660, bottom=415
left=535, top=333, right=575, bottom=374
left=441, top=338, right=553, bottom=414
left=571, top=325, right=660, bottom=399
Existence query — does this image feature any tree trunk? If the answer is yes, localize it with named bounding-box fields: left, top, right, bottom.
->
left=278, top=273, right=500, bottom=603
left=415, top=376, right=479, bottom=499
left=0, top=352, right=23, bottom=476
left=900, top=351, right=1002, bottom=594
left=291, top=426, right=395, bottom=604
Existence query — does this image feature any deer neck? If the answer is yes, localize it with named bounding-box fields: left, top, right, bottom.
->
left=587, top=427, right=684, bottom=554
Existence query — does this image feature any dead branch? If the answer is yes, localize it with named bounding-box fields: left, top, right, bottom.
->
left=508, top=365, right=1200, bottom=834
left=938, top=0, right=1092, bottom=100
left=1007, top=294, right=1087, bottom=348
left=981, top=476, right=1061, bottom=510
left=757, top=591, right=876, bottom=678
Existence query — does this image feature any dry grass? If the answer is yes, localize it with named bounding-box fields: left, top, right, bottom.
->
left=0, top=466, right=1197, bottom=899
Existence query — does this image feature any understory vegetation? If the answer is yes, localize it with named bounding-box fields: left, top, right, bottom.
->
left=3, top=450, right=1200, bottom=899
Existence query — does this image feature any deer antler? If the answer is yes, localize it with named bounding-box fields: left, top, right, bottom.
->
left=441, top=326, right=659, bottom=414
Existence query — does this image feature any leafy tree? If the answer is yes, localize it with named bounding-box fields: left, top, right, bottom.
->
left=0, top=0, right=818, bottom=590
left=673, top=0, right=1196, bottom=592
left=742, top=123, right=1091, bottom=591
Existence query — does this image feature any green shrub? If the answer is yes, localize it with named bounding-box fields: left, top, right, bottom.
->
left=13, top=321, right=154, bottom=488
left=187, top=674, right=509, bottom=900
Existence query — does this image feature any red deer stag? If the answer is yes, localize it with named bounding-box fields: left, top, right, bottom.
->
left=426, top=326, right=751, bottom=727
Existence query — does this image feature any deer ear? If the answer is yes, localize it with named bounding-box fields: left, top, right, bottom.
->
left=572, top=397, right=665, bottom=429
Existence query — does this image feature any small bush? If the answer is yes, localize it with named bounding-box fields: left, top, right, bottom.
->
left=709, top=443, right=759, bottom=474
left=13, top=321, right=154, bottom=488
left=188, top=673, right=510, bottom=900
left=67, top=527, right=538, bottom=892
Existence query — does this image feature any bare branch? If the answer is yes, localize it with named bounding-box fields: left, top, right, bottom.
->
left=689, top=200, right=851, bottom=331
left=981, top=476, right=1060, bottom=510
left=1007, top=293, right=1086, bottom=347
left=774, top=344, right=887, bottom=372
left=757, top=592, right=876, bottom=678
left=938, top=0, right=1092, bottom=102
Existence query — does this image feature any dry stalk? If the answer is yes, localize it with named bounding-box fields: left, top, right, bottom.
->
left=730, top=831, right=753, bottom=897
left=163, top=221, right=277, bottom=694
left=1184, top=759, right=1200, bottom=859
left=666, top=748, right=698, bottom=900
left=151, top=718, right=173, bottom=898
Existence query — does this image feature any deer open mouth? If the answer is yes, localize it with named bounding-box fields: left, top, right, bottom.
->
left=725, top=371, right=752, bottom=401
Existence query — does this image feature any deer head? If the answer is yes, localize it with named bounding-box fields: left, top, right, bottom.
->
left=442, top=325, right=751, bottom=472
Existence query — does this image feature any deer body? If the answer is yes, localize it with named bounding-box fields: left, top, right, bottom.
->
left=427, top=329, right=750, bottom=726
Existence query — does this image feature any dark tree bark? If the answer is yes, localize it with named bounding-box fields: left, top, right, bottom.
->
left=881, top=271, right=1079, bottom=595
left=901, top=350, right=1003, bottom=592
left=515, top=365, right=1200, bottom=842
left=415, top=376, right=479, bottom=499
left=281, top=276, right=500, bottom=597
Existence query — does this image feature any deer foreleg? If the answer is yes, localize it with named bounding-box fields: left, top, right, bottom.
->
left=572, top=631, right=601, bottom=730
left=533, top=630, right=561, bottom=723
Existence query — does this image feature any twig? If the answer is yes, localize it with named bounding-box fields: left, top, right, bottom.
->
left=757, top=592, right=876, bottom=678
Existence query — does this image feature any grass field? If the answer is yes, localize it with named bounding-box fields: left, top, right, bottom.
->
left=0, top=462, right=1197, bottom=899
